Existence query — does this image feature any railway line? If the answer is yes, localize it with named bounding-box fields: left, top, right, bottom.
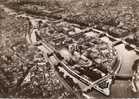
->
left=25, top=15, right=139, bottom=98
left=1, top=4, right=139, bottom=98
left=34, top=27, right=139, bottom=98
left=37, top=40, right=114, bottom=96
left=33, top=29, right=121, bottom=97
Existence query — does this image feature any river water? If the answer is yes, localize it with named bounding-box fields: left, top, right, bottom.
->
left=1, top=4, right=139, bottom=97
left=2, top=4, right=139, bottom=74
left=87, top=35, right=139, bottom=98
left=29, top=18, right=139, bottom=97
left=100, top=36, right=139, bottom=75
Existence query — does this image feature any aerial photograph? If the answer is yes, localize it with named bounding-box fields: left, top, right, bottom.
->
left=0, top=0, right=139, bottom=98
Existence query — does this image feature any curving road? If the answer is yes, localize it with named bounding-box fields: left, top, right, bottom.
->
left=1, top=4, right=139, bottom=98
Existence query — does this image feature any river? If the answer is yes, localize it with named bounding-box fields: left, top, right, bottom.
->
left=1, top=4, right=139, bottom=76
left=99, top=35, right=139, bottom=98
left=1, top=4, right=139, bottom=98
left=100, top=36, right=139, bottom=75
left=18, top=13, right=139, bottom=98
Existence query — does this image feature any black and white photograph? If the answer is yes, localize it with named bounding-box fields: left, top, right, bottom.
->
left=0, top=0, right=139, bottom=98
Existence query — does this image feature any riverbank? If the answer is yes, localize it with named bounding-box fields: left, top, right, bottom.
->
left=1, top=3, right=139, bottom=98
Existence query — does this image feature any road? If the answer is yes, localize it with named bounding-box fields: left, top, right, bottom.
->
left=1, top=4, right=139, bottom=98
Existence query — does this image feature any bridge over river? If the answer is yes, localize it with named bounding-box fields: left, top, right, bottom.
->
left=1, top=4, right=139, bottom=98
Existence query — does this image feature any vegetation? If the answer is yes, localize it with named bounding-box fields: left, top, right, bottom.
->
left=0, top=8, right=69, bottom=98
left=5, top=0, right=139, bottom=38
left=1, top=0, right=139, bottom=98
